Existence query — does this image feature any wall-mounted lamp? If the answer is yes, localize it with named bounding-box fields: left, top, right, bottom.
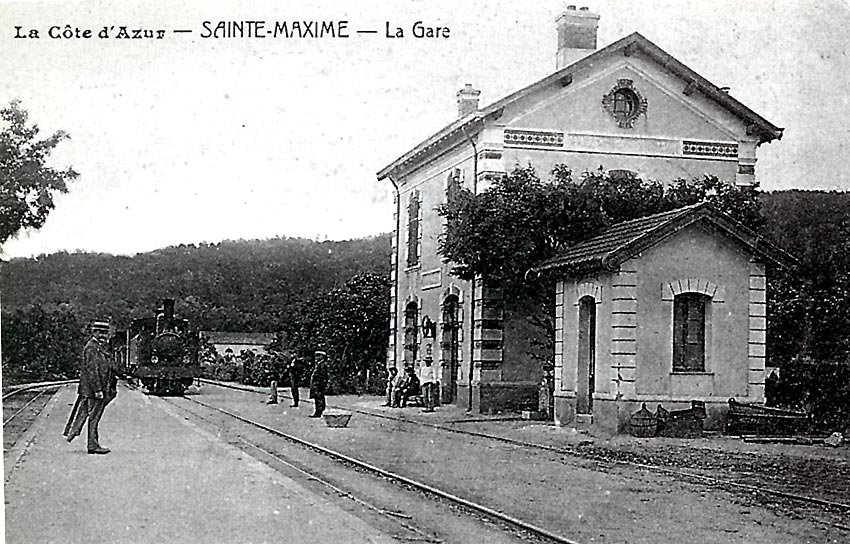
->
left=421, top=316, right=437, bottom=338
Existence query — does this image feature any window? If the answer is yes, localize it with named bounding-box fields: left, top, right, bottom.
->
left=612, top=88, right=639, bottom=123
left=673, top=293, right=708, bottom=372
left=608, top=169, right=636, bottom=181
left=403, top=302, right=419, bottom=365
left=446, top=169, right=463, bottom=205
left=406, top=192, right=420, bottom=267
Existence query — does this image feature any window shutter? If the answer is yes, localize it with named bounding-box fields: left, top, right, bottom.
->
left=673, top=293, right=706, bottom=372
left=407, top=192, right=420, bottom=267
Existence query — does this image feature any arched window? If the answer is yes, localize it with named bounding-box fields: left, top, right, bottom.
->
left=403, top=302, right=419, bottom=365
left=673, top=293, right=709, bottom=372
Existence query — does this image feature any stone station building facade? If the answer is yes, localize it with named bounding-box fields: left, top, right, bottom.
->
left=377, top=7, right=783, bottom=416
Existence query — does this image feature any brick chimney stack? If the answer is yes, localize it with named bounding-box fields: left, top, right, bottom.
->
left=555, top=6, right=600, bottom=70
left=456, top=83, right=481, bottom=118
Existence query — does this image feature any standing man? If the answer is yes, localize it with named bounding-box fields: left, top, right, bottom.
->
left=288, top=356, right=300, bottom=408
left=64, top=320, right=115, bottom=454
left=309, top=351, right=329, bottom=418
left=383, top=366, right=398, bottom=407
left=419, top=352, right=437, bottom=412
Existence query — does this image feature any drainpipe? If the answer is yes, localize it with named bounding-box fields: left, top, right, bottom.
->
left=387, top=174, right=401, bottom=371
left=460, top=125, right=478, bottom=412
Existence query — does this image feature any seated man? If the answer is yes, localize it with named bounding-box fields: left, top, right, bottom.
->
left=391, top=369, right=409, bottom=408
left=398, top=369, right=421, bottom=408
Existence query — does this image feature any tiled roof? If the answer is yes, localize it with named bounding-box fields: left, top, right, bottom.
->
left=530, top=202, right=795, bottom=276
left=200, top=331, right=275, bottom=346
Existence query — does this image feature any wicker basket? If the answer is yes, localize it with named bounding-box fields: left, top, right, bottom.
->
left=323, top=413, right=352, bottom=428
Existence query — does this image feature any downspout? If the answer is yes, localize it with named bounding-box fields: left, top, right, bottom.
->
left=387, top=174, right=401, bottom=371
left=460, top=125, right=478, bottom=412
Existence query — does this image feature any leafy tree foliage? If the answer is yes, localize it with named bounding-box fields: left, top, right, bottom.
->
left=1, top=304, right=85, bottom=384
left=283, top=273, right=390, bottom=395
left=1, top=234, right=390, bottom=332
left=761, top=190, right=850, bottom=365
left=438, top=165, right=763, bottom=299
left=0, top=100, right=78, bottom=246
left=2, top=235, right=391, bottom=384
left=437, top=165, right=765, bottom=366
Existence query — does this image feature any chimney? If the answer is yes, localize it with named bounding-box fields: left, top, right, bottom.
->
left=161, top=299, right=175, bottom=320
left=456, top=83, right=480, bottom=118
left=555, top=6, right=600, bottom=70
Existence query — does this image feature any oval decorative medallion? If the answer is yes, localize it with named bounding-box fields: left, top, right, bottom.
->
left=602, top=79, right=648, bottom=128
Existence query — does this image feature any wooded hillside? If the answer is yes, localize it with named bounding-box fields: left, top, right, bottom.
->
left=1, top=234, right=391, bottom=332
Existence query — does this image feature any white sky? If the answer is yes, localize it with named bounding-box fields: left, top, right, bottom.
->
left=1, top=0, right=848, bottom=259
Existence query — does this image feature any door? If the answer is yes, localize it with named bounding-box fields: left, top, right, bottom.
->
left=441, top=296, right=460, bottom=403
left=576, top=296, right=596, bottom=414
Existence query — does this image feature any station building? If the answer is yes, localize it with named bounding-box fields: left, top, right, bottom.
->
left=200, top=331, right=275, bottom=360
left=377, top=7, right=783, bottom=420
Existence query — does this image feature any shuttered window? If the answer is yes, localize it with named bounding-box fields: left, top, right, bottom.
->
left=446, top=169, right=463, bottom=205
left=673, top=293, right=707, bottom=372
left=406, top=192, right=420, bottom=268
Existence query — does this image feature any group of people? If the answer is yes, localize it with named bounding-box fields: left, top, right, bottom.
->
left=266, top=350, right=329, bottom=419
left=65, top=319, right=435, bottom=457
left=384, top=351, right=438, bottom=412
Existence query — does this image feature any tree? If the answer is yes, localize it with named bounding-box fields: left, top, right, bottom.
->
left=437, top=164, right=765, bottom=363
left=438, top=165, right=763, bottom=297
left=0, top=100, right=79, bottom=246
left=1, top=304, right=85, bottom=384
left=283, top=273, right=390, bottom=394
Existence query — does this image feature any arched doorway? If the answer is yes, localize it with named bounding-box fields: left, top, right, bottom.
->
left=441, top=295, right=460, bottom=403
left=576, top=296, right=596, bottom=415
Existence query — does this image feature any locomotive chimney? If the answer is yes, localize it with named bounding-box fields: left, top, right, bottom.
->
left=162, top=299, right=175, bottom=320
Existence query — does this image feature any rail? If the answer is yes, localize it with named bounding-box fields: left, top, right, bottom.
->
left=197, top=378, right=850, bottom=518
left=179, top=394, right=582, bottom=544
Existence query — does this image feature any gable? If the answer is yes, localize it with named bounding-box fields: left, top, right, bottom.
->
left=503, top=55, right=747, bottom=145
left=377, top=33, right=782, bottom=182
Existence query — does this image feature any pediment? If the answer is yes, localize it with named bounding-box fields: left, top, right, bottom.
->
left=498, top=55, right=749, bottom=145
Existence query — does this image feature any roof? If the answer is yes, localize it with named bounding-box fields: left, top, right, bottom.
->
left=528, top=202, right=796, bottom=276
left=377, top=32, right=783, bottom=180
left=200, top=331, right=275, bottom=346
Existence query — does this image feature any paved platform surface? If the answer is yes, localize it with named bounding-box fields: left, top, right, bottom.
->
left=4, top=384, right=397, bottom=544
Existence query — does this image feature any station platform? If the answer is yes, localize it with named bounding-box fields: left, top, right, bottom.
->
left=3, top=384, right=396, bottom=544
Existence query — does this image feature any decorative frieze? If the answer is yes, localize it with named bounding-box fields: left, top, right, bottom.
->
left=504, top=129, right=564, bottom=148
left=682, top=140, right=738, bottom=158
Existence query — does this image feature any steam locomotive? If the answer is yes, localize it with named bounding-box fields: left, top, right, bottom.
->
left=118, top=299, right=200, bottom=395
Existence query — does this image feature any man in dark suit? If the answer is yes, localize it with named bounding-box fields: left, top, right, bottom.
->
left=288, top=357, right=300, bottom=407
left=308, top=351, right=329, bottom=418
left=64, top=320, right=115, bottom=454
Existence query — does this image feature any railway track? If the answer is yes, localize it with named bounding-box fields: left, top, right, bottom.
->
left=2, top=380, right=74, bottom=428
left=199, top=379, right=850, bottom=531
left=164, top=393, right=582, bottom=544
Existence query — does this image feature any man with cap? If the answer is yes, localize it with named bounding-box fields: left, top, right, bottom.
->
left=288, top=356, right=301, bottom=408
left=309, top=351, right=329, bottom=418
left=64, top=320, right=116, bottom=454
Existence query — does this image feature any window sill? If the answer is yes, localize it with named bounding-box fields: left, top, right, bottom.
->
left=671, top=371, right=714, bottom=376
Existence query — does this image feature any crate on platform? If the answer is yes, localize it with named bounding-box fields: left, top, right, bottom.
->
left=323, top=412, right=352, bottom=428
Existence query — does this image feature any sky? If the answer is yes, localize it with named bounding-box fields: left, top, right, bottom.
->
left=1, top=0, right=848, bottom=259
